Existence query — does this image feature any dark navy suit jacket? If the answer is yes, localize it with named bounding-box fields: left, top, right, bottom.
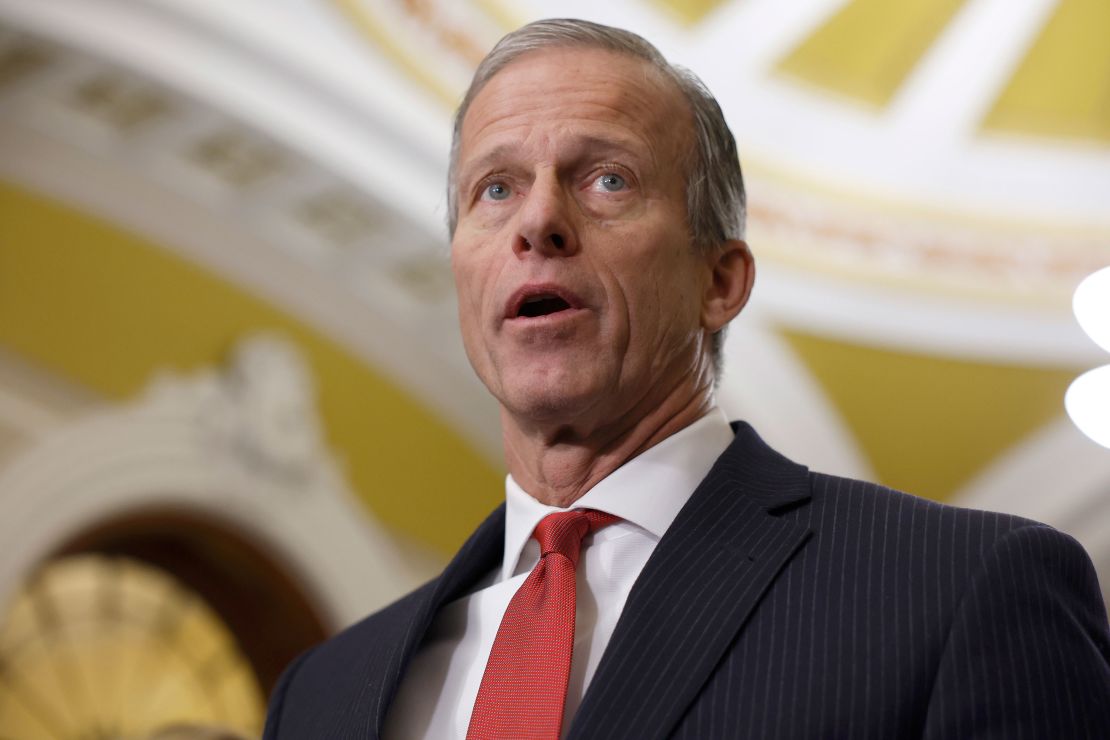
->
left=264, top=423, right=1110, bottom=738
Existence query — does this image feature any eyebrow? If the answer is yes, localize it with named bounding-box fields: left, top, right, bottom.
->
left=456, top=143, right=519, bottom=189
left=457, top=134, right=651, bottom=189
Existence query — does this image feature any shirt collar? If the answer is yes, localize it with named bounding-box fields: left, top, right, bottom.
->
left=502, top=408, right=734, bottom=581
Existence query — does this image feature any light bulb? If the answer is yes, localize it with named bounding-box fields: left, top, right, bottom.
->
left=1073, top=265, right=1110, bottom=354
left=1065, top=365, right=1110, bottom=450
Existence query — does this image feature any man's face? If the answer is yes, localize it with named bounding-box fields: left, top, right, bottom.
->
left=451, top=47, right=712, bottom=430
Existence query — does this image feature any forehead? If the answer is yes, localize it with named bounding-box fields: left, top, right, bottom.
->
left=458, top=46, right=691, bottom=167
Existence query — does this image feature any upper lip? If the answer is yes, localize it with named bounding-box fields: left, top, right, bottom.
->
left=504, top=283, right=584, bottom=319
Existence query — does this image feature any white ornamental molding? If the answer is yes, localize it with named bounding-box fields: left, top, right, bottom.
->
left=0, top=334, right=435, bottom=629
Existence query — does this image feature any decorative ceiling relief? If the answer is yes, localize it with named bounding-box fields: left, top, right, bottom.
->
left=154, top=334, right=329, bottom=485
left=776, top=0, right=968, bottom=107
left=0, top=329, right=444, bottom=628
left=749, top=178, right=1106, bottom=303
left=983, top=0, right=1110, bottom=144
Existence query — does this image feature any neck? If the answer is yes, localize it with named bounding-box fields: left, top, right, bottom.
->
left=501, top=376, right=715, bottom=508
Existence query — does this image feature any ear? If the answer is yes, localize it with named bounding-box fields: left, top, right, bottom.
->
left=701, top=239, right=754, bottom=333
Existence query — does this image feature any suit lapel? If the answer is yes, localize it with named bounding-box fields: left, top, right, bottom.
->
left=367, top=504, right=506, bottom=736
left=568, top=423, right=813, bottom=740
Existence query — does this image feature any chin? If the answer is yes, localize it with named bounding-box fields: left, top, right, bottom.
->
left=499, top=374, right=602, bottom=425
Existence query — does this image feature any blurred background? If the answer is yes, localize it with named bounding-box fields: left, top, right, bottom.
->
left=1, top=0, right=1108, bottom=736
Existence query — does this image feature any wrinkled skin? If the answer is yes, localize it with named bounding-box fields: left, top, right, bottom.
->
left=451, top=47, right=753, bottom=506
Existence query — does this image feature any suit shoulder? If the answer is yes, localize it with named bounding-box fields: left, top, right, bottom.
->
left=804, top=470, right=1051, bottom=549
left=792, top=472, right=1107, bottom=635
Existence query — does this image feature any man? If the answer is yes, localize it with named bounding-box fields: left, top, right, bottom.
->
left=264, top=19, right=1110, bottom=739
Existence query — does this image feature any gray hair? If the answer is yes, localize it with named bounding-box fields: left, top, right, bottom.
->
left=447, top=18, right=747, bottom=374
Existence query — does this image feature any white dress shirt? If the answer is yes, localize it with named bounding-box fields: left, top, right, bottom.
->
left=384, top=409, right=734, bottom=739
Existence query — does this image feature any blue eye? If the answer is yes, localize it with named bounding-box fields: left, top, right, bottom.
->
left=598, top=173, right=626, bottom=192
left=485, top=182, right=511, bottom=201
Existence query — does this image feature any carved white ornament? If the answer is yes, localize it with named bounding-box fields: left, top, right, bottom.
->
left=0, top=334, right=434, bottom=628
left=146, top=334, right=327, bottom=485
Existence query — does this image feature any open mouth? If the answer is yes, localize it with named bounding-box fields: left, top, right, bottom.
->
left=506, top=285, right=583, bottom=320
left=518, top=294, right=572, bottom=318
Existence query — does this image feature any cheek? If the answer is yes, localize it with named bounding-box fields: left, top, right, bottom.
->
left=451, top=241, right=507, bottom=366
left=451, top=252, right=493, bottom=371
left=451, top=246, right=486, bottom=315
left=625, top=247, right=702, bottom=344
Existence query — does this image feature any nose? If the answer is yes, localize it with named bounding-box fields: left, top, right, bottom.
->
left=512, top=172, right=578, bottom=258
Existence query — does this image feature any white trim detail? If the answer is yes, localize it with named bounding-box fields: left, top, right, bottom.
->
left=0, top=335, right=435, bottom=629
left=756, top=266, right=1103, bottom=367
left=885, top=0, right=1058, bottom=145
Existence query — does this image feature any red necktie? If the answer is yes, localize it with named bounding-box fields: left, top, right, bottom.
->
left=467, top=509, right=619, bottom=740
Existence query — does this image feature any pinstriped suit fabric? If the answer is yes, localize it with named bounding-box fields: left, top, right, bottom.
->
left=264, top=423, right=1110, bottom=739
left=652, top=479, right=1110, bottom=739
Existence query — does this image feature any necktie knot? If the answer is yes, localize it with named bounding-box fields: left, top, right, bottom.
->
left=533, top=509, right=619, bottom=567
